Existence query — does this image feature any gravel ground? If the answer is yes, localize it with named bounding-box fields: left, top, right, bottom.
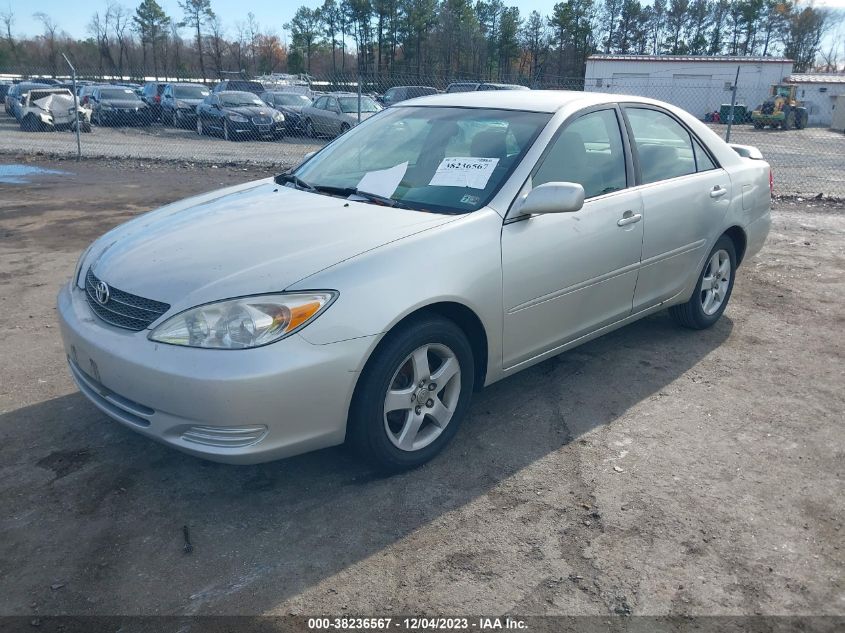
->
left=1, top=111, right=843, bottom=197
left=0, top=159, right=842, bottom=622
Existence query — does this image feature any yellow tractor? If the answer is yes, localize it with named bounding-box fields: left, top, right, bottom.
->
left=752, top=84, right=808, bottom=130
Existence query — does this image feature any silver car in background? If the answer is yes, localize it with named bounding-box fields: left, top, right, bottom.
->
left=301, top=92, right=382, bottom=138
left=58, top=91, right=771, bottom=470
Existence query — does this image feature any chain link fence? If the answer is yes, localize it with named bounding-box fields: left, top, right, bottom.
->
left=2, top=67, right=843, bottom=198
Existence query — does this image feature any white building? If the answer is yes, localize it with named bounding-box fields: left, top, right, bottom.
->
left=584, top=55, right=794, bottom=121
left=785, top=74, right=845, bottom=127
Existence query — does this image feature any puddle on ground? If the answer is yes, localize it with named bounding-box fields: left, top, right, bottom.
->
left=0, top=164, right=70, bottom=184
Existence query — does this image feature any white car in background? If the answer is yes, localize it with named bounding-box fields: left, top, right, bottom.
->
left=58, top=91, right=771, bottom=471
left=19, top=87, right=91, bottom=133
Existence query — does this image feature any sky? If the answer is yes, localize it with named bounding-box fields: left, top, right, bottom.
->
left=8, top=0, right=845, bottom=48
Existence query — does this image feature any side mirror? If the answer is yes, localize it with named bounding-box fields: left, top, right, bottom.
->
left=518, top=182, right=585, bottom=215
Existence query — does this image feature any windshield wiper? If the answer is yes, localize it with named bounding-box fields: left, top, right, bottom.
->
left=350, top=189, right=413, bottom=209
left=274, top=175, right=416, bottom=210
left=275, top=172, right=316, bottom=191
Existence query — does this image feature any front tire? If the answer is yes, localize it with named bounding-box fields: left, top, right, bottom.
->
left=347, top=315, right=475, bottom=471
left=670, top=236, right=737, bottom=330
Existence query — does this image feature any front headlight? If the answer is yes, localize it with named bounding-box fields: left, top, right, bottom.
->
left=273, top=112, right=285, bottom=122
left=149, top=292, right=337, bottom=349
left=101, top=104, right=113, bottom=110
left=228, top=113, right=248, bottom=123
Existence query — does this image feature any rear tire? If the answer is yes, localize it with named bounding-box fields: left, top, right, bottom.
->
left=347, top=315, right=475, bottom=472
left=21, top=114, right=41, bottom=132
left=670, top=236, right=737, bottom=330
left=783, top=111, right=795, bottom=130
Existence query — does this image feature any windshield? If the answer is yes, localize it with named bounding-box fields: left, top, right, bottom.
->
left=174, top=85, right=209, bottom=99
left=220, top=92, right=264, bottom=107
left=100, top=88, right=137, bottom=100
left=275, top=94, right=311, bottom=106
left=294, top=106, right=550, bottom=214
left=338, top=96, right=380, bottom=113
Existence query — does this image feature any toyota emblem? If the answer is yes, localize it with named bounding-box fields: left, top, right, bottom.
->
left=94, top=280, right=110, bottom=305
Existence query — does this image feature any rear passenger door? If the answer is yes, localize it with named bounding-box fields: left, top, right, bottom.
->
left=622, top=106, right=731, bottom=310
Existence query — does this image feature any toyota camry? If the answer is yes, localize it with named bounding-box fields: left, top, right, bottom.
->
left=58, top=91, right=771, bottom=470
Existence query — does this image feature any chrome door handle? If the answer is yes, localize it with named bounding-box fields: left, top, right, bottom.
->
left=710, top=186, right=728, bottom=198
left=617, top=212, right=642, bottom=227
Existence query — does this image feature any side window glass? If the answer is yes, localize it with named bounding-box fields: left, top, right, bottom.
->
left=626, top=108, right=696, bottom=184
left=533, top=109, right=627, bottom=199
left=693, top=139, right=717, bottom=171
left=327, top=97, right=338, bottom=112
left=314, top=97, right=327, bottom=109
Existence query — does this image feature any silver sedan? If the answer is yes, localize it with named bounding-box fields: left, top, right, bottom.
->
left=58, top=91, right=771, bottom=470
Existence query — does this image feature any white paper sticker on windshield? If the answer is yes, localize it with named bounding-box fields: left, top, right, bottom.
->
left=356, top=162, right=408, bottom=198
left=429, top=157, right=499, bottom=189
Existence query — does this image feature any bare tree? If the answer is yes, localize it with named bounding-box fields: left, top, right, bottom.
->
left=208, top=14, right=225, bottom=77
left=109, top=3, right=132, bottom=76
left=33, top=12, right=59, bottom=76
left=1, top=5, right=17, bottom=63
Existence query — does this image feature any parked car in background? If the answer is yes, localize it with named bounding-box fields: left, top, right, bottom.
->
left=380, top=85, right=438, bottom=106
left=140, top=82, right=166, bottom=120
left=59, top=91, right=771, bottom=469
left=78, top=84, right=98, bottom=106
left=89, top=86, right=150, bottom=126
left=301, top=93, right=382, bottom=138
left=445, top=82, right=530, bottom=93
left=18, top=87, right=91, bottom=133
left=212, top=79, right=265, bottom=96
left=195, top=91, right=285, bottom=141
left=161, top=82, right=210, bottom=128
left=5, top=82, right=50, bottom=118
left=0, top=82, right=12, bottom=104
left=260, top=91, right=311, bottom=134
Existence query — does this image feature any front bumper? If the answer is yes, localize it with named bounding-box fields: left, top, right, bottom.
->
left=100, top=108, right=148, bottom=123
left=228, top=119, right=284, bottom=138
left=57, top=283, right=374, bottom=464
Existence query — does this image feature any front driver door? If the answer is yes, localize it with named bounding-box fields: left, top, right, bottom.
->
left=501, top=107, right=644, bottom=370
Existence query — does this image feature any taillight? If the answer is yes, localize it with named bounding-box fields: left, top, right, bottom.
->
left=81, top=96, right=88, bottom=105
left=154, top=94, right=161, bottom=103
left=769, top=168, right=774, bottom=195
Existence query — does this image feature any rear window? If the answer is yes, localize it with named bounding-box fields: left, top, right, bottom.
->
left=174, top=85, right=210, bottom=99
left=100, top=88, right=137, bottom=99
left=228, top=81, right=264, bottom=93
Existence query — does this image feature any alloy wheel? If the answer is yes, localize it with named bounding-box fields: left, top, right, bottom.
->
left=700, top=249, right=731, bottom=316
left=383, top=343, right=461, bottom=452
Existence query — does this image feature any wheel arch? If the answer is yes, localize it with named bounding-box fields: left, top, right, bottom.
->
left=358, top=301, right=490, bottom=396
left=723, top=225, right=748, bottom=266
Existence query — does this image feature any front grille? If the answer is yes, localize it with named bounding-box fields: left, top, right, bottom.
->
left=85, top=268, right=170, bottom=331
left=252, top=115, right=271, bottom=125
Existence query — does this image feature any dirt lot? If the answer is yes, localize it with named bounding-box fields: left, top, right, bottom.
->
left=0, top=159, right=842, bottom=622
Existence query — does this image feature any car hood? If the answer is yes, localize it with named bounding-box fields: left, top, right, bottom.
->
left=89, top=179, right=456, bottom=313
left=222, top=105, right=275, bottom=117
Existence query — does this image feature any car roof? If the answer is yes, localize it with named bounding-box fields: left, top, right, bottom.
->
left=401, top=89, right=650, bottom=112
